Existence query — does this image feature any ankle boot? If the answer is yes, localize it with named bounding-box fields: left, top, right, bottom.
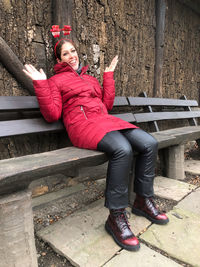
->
left=132, top=195, right=169, bottom=225
left=105, top=208, right=140, bottom=251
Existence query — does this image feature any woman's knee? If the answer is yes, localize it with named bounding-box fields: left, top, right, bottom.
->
left=144, top=135, right=158, bottom=153
left=114, top=141, right=133, bottom=160
left=119, top=144, right=133, bottom=158
left=98, top=130, right=133, bottom=159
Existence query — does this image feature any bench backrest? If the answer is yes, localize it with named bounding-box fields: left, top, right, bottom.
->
left=0, top=96, right=135, bottom=138
left=0, top=92, right=199, bottom=138
left=127, top=92, right=200, bottom=131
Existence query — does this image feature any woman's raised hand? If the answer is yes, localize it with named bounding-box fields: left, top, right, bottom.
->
left=104, top=55, right=118, bottom=72
left=23, top=64, right=47, bottom=80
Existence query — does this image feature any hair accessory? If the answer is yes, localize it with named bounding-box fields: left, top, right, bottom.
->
left=50, top=25, right=72, bottom=38
left=62, top=25, right=72, bottom=36
left=51, top=25, right=72, bottom=58
left=50, top=25, right=61, bottom=38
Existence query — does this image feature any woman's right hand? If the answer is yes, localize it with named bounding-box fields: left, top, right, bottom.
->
left=23, top=64, right=47, bottom=80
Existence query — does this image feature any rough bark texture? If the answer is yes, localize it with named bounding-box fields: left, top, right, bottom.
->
left=163, top=0, right=200, bottom=99
left=1, top=0, right=199, bottom=98
left=154, top=0, right=166, bottom=97
left=0, top=36, right=34, bottom=95
left=0, top=0, right=53, bottom=96
left=72, top=0, right=156, bottom=97
left=0, top=0, right=200, bottom=157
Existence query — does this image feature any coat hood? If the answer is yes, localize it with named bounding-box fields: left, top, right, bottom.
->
left=54, top=62, right=88, bottom=75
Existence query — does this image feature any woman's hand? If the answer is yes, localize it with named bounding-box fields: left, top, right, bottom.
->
left=104, top=55, right=118, bottom=72
left=23, top=64, right=47, bottom=80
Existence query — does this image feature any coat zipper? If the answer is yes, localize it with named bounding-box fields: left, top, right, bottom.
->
left=81, top=106, right=87, bottom=120
left=101, top=104, right=104, bottom=114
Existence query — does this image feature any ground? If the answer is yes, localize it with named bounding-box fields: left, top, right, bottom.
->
left=34, top=145, right=200, bottom=267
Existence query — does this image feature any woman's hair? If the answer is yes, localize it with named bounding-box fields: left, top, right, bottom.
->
left=55, top=39, right=77, bottom=60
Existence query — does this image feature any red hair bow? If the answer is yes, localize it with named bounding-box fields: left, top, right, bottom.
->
left=50, top=25, right=72, bottom=38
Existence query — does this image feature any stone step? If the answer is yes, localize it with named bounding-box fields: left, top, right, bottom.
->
left=37, top=198, right=151, bottom=267
left=36, top=176, right=196, bottom=266
left=154, top=176, right=196, bottom=201
left=140, top=187, right=200, bottom=267
left=32, top=175, right=195, bottom=210
left=185, top=159, right=200, bottom=175
left=32, top=178, right=106, bottom=210
left=32, top=184, right=85, bottom=209
left=103, top=243, right=182, bottom=267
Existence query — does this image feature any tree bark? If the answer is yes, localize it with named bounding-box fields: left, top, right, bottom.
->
left=153, top=0, right=166, bottom=97
left=0, top=37, right=34, bottom=95
left=52, top=0, right=74, bottom=42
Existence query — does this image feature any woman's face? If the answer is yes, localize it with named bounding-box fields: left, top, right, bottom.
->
left=59, top=42, right=79, bottom=71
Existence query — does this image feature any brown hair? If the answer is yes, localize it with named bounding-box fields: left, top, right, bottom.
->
left=55, top=39, right=77, bottom=60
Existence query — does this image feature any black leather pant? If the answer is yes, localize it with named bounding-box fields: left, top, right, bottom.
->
left=97, top=128, right=158, bottom=210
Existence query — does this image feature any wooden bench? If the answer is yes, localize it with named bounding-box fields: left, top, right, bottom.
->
left=1, top=93, right=200, bottom=266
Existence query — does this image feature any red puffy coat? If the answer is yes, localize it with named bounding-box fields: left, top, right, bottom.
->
left=33, top=62, right=137, bottom=149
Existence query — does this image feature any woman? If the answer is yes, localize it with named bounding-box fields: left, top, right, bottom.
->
left=23, top=39, right=169, bottom=252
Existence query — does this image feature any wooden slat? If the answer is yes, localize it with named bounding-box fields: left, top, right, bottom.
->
left=113, top=96, right=129, bottom=106
left=0, top=118, right=64, bottom=138
left=134, top=111, right=200, bottom=123
left=0, top=146, right=107, bottom=195
left=112, top=113, right=135, bottom=123
left=154, top=126, right=200, bottom=144
left=128, top=97, right=198, bottom=107
left=0, top=96, right=39, bottom=110
left=0, top=96, right=129, bottom=110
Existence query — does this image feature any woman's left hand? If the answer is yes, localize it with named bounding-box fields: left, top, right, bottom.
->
left=104, top=55, right=118, bottom=72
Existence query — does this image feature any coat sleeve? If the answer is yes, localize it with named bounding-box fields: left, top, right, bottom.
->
left=33, top=78, right=62, bottom=122
left=102, top=71, right=115, bottom=111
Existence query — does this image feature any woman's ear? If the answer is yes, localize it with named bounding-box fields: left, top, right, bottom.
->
left=56, top=58, right=61, bottom=63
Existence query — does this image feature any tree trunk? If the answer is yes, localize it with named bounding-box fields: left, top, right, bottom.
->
left=0, top=37, right=34, bottom=95
left=154, top=0, right=166, bottom=97
left=52, top=0, right=74, bottom=43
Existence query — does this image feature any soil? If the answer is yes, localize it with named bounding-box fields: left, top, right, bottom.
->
left=35, top=145, right=200, bottom=267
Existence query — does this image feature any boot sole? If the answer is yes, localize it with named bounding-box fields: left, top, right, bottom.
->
left=105, top=221, right=140, bottom=251
left=132, top=207, right=169, bottom=225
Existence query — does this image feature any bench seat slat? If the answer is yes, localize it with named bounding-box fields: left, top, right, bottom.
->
left=0, top=118, right=64, bottom=138
left=152, top=126, right=200, bottom=144
left=128, top=97, right=198, bottom=107
left=0, top=147, right=107, bottom=195
left=155, top=126, right=200, bottom=143
left=134, top=111, right=200, bottom=122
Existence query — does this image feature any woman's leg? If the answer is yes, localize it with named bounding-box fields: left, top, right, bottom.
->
left=97, top=130, right=140, bottom=251
left=97, top=130, right=133, bottom=210
left=122, top=128, right=169, bottom=225
left=122, top=128, right=158, bottom=197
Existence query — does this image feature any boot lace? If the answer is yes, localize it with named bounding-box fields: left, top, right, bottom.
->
left=112, top=209, right=131, bottom=231
left=147, top=197, right=159, bottom=216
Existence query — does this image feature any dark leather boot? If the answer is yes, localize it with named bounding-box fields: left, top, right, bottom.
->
left=132, top=195, right=169, bottom=225
left=105, top=208, right=140, bottom=251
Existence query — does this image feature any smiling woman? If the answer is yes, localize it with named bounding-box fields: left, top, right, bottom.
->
left=57, top=42, right=79, bottom=70
left=54, top=39, right=79, bottom=70
left=23, top=30, right=169, bottom=251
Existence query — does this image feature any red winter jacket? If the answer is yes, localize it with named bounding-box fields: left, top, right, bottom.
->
left=33, top=62, right=137, bottom=149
